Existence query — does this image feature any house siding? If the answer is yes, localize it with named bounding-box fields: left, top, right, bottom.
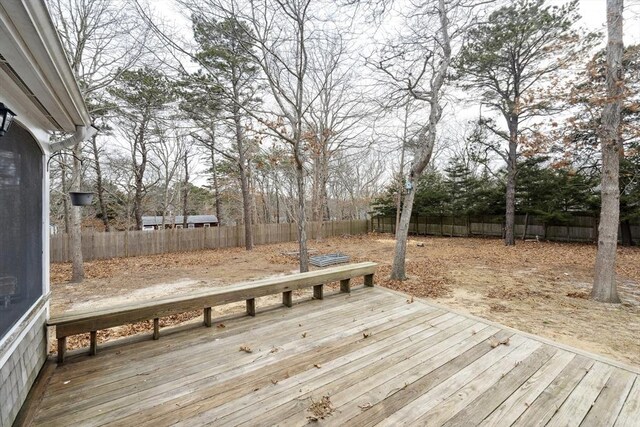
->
left=0, top=302, right=47, bottom=427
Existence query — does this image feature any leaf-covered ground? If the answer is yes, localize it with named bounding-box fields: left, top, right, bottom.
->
left=50, top=233, right=640, bottom=366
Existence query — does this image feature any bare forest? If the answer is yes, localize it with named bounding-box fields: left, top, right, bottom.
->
left=46, top=0, right=638, bottom=303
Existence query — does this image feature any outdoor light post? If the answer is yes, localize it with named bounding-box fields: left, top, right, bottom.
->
left=0, top=103, right=17, bottom=136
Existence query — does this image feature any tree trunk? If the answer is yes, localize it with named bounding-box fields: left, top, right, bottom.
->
left=504, top=123, right=518, bottom=246
left=70, top=143, right=84, bottom=283
left=90, top=134, right=110, bottom=232
left=133, top=143, right=145, bottom=231
left=132, top=122, right=147, bottom=231
left=238, top=161, right=253, bottom=249
left=311, top=165, right=321, bottom=241
left=323, top=184, right=331, bottom=221
left=234, top=105, right=253, bottom=250
left=209, top=143, right=222, bottom=224
left=182, top=154, right=189, bottom=228
left=276, top=186, right=280, bottom=224
left=390, top=0, right=449, bottom=280
left=133, top=174, right=144, bottom=230
left=592, top=0, right=623, bottom=303
left=390, top=186, right=416, bottom=280
left=295, top=158, right=309, bottom=272
left=60, top=157, right=70, bottom=234
left=395, top=141, right=406, bottom=238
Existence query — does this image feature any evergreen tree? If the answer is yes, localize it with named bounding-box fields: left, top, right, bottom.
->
left=414, top=171, right=450, bottom=216
left=516, top=157, right=599, bottom=223
left=190, top=16, right=261, bottom=250
left=455, top=0, right=590, bottom=245
left=108, top=67, right=175, bottom=230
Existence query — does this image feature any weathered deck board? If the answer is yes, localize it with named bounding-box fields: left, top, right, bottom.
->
left=479, top=350, right=577, bottom=426
left=37, top=293, right=411, bottom=424
left=216, top=320, right=495, bottom=427
left=30, top=287, right=639, bottom=427
left=614, top=377, right=640, bottom=427
left=42, top=291, right=390, bottom=396
left=119, top=309, right=454, bottom=427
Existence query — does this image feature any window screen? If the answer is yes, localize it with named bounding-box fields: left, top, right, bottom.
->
left=0, top=123, right=43, bottom=340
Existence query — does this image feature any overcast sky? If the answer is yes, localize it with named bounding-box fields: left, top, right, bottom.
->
left=147, top=0, right=639, bottom=182
left=572, top=0, right=640, bottom=44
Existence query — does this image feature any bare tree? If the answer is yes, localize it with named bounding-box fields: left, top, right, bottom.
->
left=254, top=0, right=314, bottom=270
left=181, top=145, right=194, bottom=228
left=152, top=128, right=186, bottom=227
left=332, top=150, right=386, bottom=219
left=306, top=33, right=369, bottom=239
left=136, top=0, right=321, bottom=270
left=49, top=0, right=148, bottom=232
left=593, top=0, right=624, bottom=303
left=369, top=0, right=454, bottom=280
left=48, top=0, right=150, bottom=281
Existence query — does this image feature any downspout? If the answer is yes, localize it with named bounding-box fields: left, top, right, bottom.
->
left=49, top=124, right=98, bottom=152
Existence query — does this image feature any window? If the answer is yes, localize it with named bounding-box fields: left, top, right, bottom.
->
left=0, top=124, right=43, bottom=339
left=203, top=224, right=210, bottom=228
left=176, top=224, right=183, bottom=229
left=188, top=224, right=195, bottom=229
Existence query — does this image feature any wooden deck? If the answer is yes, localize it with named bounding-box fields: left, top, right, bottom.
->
left=31, top=287, right=639, bottom=426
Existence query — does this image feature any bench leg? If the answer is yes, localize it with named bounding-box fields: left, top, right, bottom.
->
left=57, top=337, right=66, bottom=364
left=313, top=284, right=324, bottom=300
left=364, top=274, right=374, bottom=287
left=89, top=331, right=98, bottom=356
left=246, top=298, right=256, bottom=317
left=340, top=279, right=351, bottom=293
left=153, top=318, right=160, bottom=340
left=283, top=291, right=293, bottom=307
left=204, top=307, right=212, bottom=327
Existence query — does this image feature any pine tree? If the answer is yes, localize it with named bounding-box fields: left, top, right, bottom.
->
left=456, top=0, right=589, bottom=245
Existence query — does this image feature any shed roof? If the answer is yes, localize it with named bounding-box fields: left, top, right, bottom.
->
left=142, top=215, right=219, bottom=226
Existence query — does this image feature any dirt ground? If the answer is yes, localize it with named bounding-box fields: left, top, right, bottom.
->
left=50, top=233, right=640, bottom=366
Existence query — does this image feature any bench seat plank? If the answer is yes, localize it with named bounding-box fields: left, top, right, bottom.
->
left=48, top=262, right=377, bottom=341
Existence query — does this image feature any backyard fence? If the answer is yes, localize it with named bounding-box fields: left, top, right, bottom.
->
left=50, top=219, right=369, bottom=263
left=373, top=215, right=640, bottom=243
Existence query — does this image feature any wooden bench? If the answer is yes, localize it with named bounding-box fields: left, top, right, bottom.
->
left=47, top=262, right=377, bottom=364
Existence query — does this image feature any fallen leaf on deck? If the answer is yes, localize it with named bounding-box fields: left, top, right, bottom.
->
left=307, top=395, right=334, bottom=421
left=239, top=345, right=253, bottom=353
left=490, top=337, right=510, bottom=348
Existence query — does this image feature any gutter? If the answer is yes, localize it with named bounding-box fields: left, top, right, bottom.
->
left=49, top=124, right=99, bottom=152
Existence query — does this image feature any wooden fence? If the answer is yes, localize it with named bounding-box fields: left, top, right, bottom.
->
left=50, top=220, right=369, bottom=263
left=373, top=215, right=640, bottom=243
